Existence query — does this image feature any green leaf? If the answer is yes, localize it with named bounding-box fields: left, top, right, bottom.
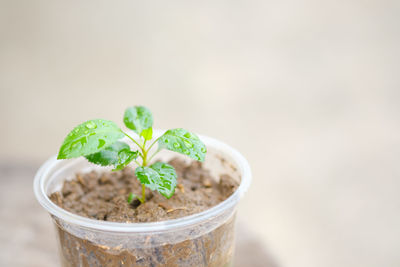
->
left=113, top=148, right=139, bottom=171
left=85, top=141, right=139, bottom=171
left=158, top=128, right=207, bottom=162
left=149, top=162, right=178, bottom=198
left=135, top=162, right=177, bottom=198
left=135, top=167, right=159, bottom=191
left=127, top=192, right=137, bottom=203
left=140, top=127, right=153, bottom=141
left=57, top=119, right=124, bottom=159
left=123, top=106, right=153, bottom=136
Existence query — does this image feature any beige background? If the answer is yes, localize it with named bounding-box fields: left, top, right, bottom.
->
left=1, top=1, right=400, bottom=267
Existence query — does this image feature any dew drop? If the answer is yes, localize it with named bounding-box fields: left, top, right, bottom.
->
left=183, top=140, right=193, bottom=148
left=71, top=142, right=82, bottom=150
left=201, top=147, right=206, bottom=153
left=183, top=149, right=189, bottom=155
left=86, top=121, right=97, bottom=129
left=173, top=143, right=180, bottom=148
left=194, top=153, right=201, bottom=160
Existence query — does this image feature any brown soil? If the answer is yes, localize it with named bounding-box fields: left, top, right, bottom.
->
left=54, top=214, right=236, bottom=267
left=50, top=158, right=238, bottom=223
left=49, top=158, right=239, bottom=267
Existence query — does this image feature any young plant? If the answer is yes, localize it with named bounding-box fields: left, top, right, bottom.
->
left=57, top=106, right=206, bottom=203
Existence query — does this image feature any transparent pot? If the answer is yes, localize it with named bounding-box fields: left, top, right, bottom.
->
left=34, top=130, right=251, bottom=267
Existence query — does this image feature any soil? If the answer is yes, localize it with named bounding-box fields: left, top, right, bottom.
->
left=50, top=158, right=238, bottom=223
left=49, top=158, right=239, bottom=267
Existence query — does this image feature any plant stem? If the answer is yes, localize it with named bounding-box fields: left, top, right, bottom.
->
left=124, top=131, right=156, bottom=204
left=139, top=139, right=149, bottom=203
left=147, top=136, right=161, bottom=152
left=123, top=131, right=143, bottom=150
left=147, top=148, right=161, bottom=163
left=142, top=148, right=148, bottom=167
left=141, top=184, right=146, bottom=203
left=143, top=139, right=147, bottom=150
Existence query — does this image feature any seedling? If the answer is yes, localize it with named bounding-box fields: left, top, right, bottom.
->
left=57, top=106, right=206, bottom=203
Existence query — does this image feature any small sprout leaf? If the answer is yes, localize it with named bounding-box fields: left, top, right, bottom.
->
left=58, top=119, right=124, bottom=159
left=85, top=141, right=139, bottom=171
left=135, top=162, right=177, bottom=198
left=113, top=149, right=139, bottom=171
left=135, top=167, right=159, bottom=191
left=127, top=192, right=137, bottom=203
left=158, top=128, right=207, bottom=162
left=140, top=127, right=153, bottom=141
left=123, top=106, right=153, bottom=137
left=150, top=162, right=178, bottom=198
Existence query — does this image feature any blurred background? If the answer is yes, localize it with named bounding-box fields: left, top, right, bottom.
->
left=1, top=0, right=399, bottom=267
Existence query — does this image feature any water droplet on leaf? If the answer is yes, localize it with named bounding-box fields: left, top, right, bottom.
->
left=173, top=143, right=180, bottom=148
left=183, top=140, right=193, bottom=148
left=71, top=142, right=82, bottom=150
left=86, top=121, right=97, bottom=129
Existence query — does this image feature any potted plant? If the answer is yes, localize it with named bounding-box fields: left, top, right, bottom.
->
left=34, top=106, right=251, bottom=267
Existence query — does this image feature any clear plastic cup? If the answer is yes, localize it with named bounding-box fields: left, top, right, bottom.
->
left=34, top=130, right=251, bottom=267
